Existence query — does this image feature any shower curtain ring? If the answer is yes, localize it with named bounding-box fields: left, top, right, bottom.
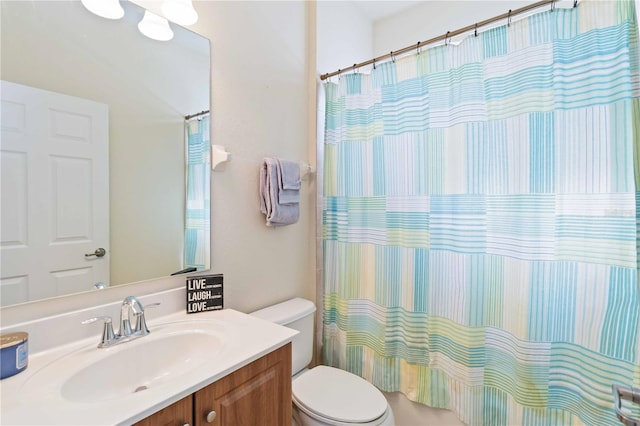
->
left=353, top=63, right=357, bottom=74
left=551, top=0, right=555, bottom=11
left=416, top=41, right=421, bottom=55
left=474, top=23, right=478, bottom=37
left=508, top=10, right=512, bottom=26
left=372, top=58, right=376, bottom=70
left=445, top=31, right=451, bottom=45
left=573, top=0, right=577, bottom=7
left=390, top=51, right=396, bottom=63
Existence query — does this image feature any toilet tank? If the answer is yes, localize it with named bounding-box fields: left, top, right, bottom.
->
left=250, top=298, right=316, bottom=375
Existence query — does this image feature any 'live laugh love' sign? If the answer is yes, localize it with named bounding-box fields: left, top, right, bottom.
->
left=186, top=274, right=223, bottom=314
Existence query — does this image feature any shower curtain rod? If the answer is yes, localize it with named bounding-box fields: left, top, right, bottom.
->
left=185, top=110, right=210, bottom=120
left=320, top=0, right=564, bottom=81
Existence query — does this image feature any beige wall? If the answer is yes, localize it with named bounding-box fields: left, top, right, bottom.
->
left=375, top=1, right=558, bottom=56
left=136, top=0, right=317, bottom=312
left=0, top=0, right=316, bottom=317
left=186, top=1, right=316, bottom=312
left=317, top=1, right=373, bottom=74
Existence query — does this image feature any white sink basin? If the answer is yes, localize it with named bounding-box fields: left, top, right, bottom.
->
left=21, top=320, right=226, bottom=404
left=1, top=308, right=298, bottom=426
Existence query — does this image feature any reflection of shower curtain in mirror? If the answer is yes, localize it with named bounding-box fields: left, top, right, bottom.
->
left=322, top=1, right=640, bottom=425
left=184, top=115, right=210, bottom=270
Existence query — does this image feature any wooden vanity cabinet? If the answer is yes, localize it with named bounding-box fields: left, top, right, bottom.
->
left=135, top=343, right=292, bottom=426
left=134, top=394, right=193, bottom=426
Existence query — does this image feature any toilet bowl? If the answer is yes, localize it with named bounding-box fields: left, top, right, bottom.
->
left=292, top=366, right=394, bottom=426
left=250, top=298, right=394, bottom=426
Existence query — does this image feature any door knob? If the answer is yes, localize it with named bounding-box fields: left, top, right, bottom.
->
left=85, top=248, right=106, bottom=258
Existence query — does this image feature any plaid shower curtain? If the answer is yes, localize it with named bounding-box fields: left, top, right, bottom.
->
left=184, top=115, right=210, bottom=270
left=322, top=1, right=640, bottom=424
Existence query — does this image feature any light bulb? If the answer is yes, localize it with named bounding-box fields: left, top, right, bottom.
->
left=162, top=0, right=198, bottom=26
left=138, top=11, right=174, bottom=41
left=81, top=0, right=124, bottom=19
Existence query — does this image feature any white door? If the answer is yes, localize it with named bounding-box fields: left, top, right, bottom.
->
left=1, top=80, right=109, bottom=306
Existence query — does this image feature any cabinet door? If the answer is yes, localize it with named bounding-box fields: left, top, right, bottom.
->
left=134, top=394, right=193, bottom=426
left=195, top=343, right=292, bottom=426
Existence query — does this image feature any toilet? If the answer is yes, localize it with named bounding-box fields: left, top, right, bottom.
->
left=250, top=298, right=395, bottom=426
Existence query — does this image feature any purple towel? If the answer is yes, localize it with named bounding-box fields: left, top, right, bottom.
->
left=276, top=158, right=301, bottom=205
left=259, top=158, right=299, bottom=227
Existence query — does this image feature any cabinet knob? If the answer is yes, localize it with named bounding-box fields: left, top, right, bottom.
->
left=206, top=410, right=217, bottom=423
left=183, top=424, right=190, bottom=426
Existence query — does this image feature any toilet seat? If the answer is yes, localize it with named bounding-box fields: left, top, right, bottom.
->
left=292, top=366, right=388, bottom=424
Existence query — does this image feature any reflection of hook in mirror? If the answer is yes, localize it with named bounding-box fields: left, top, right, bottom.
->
left=0, top=0, right=211, bottom=307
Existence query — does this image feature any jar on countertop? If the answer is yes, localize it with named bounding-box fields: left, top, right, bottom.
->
left=1, top=332, right=28, bottom=379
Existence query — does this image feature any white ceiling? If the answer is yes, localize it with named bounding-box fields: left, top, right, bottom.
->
left=349, top=1, right=422, bottom=22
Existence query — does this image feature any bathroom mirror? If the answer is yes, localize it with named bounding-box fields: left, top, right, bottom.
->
left=0, top=1, right=210, bottom=307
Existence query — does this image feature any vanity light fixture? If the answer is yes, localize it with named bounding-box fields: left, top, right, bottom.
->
left=161, top=0, right=198, bottom=26
left=138, top=11, right=174, bottom=41
left=81, top=0, right=124, bottom=19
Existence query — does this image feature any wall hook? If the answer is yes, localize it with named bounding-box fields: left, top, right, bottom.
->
left=300, top=163, right=316, bottom=181
left=211, top=145, right=231, bottom=171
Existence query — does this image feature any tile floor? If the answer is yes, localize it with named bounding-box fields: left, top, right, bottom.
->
left=383, top=392, right=465, bottom=426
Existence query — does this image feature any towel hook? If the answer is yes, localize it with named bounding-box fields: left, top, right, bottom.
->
left=211, top=145, right=231, bottom=171
left=300, top=163, right=316, bottom=181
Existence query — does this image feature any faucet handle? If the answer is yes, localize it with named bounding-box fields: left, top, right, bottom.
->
left=133, top=302, right=161, bottom=335
left=82, top=316, right=116, bottom=348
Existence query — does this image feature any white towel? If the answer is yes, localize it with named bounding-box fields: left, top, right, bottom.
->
left=259, top=158, right=299, bottom=227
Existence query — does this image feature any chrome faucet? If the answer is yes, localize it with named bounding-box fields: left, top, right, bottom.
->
left=82, top=296, right=160, bottom=348
left=119, top=296, right=145, bottom=337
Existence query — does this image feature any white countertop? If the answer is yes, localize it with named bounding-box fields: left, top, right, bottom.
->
left=0, top=308, right=297, bottom=425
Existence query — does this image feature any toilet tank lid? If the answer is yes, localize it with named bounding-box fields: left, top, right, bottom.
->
left=249, top=298, right=316, bottom=325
